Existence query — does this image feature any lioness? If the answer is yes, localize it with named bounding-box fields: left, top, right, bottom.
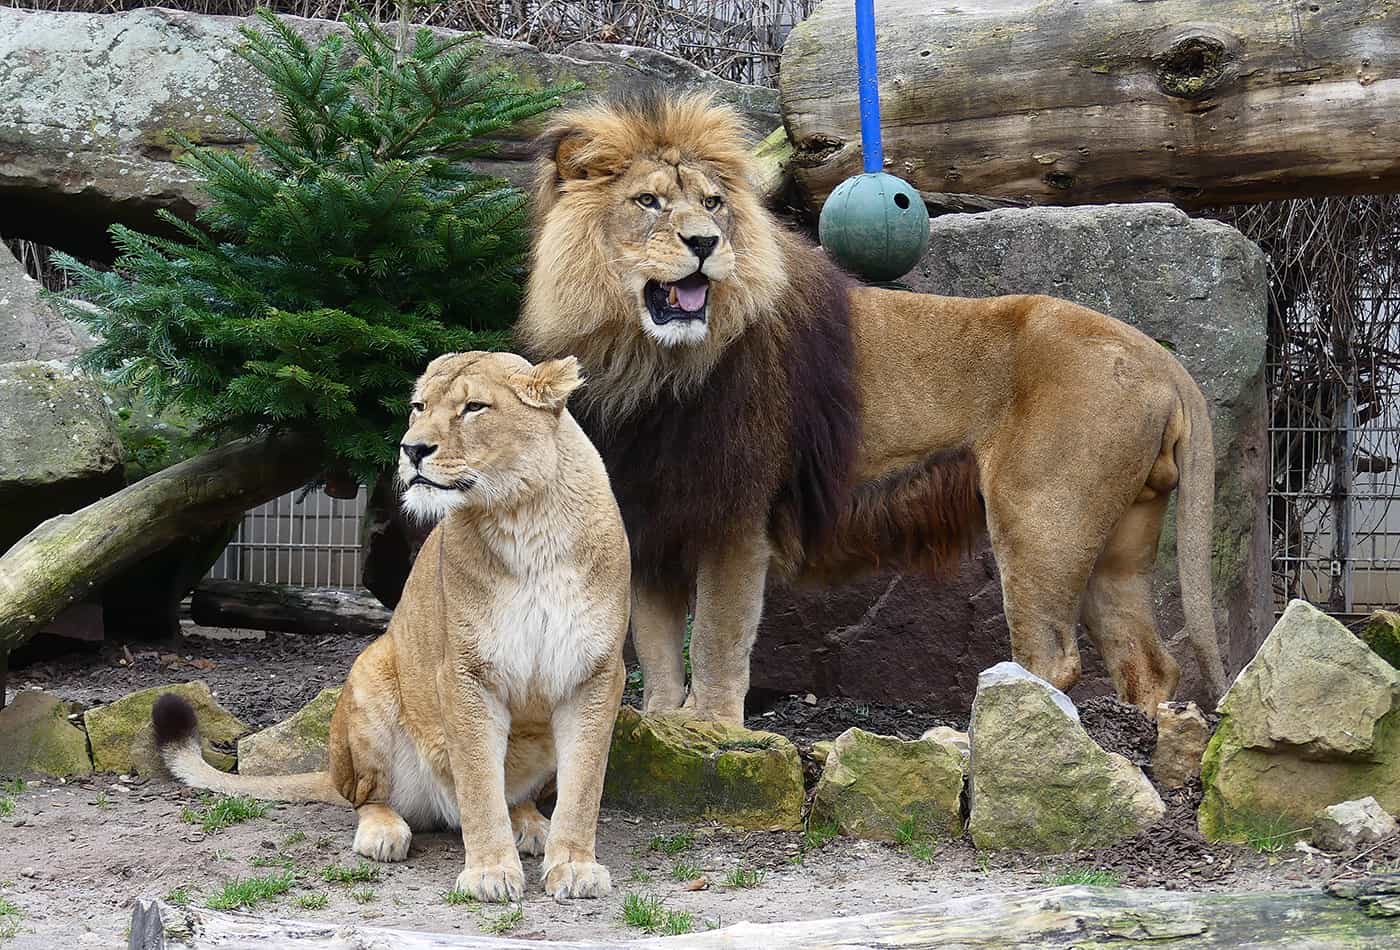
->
left=518, top=92, right=1228, bottom=725
left=152, top=352, right=629, bottom=902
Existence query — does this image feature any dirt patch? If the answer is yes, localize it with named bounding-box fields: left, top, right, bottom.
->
left=746, top=694, right=963, bottom=749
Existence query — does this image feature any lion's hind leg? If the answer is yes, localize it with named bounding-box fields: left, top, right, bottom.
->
left=1080, top=494, right=1181, bottom=713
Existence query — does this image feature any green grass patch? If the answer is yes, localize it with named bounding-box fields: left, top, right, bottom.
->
left=0, top=799, right=12, bottom=819
left=803, top=818, right=839, bottom=852
left=180, top=794, right=270, bottom=834
left=895, top=815, right=937, bottom=864
left=205, top=872, right=295, bottom=911
left=163, top=887, right=192, bottom=908
left=1235, top=815, right=1310, bottom=854
left=251, top=854, right=297, bottom=871
left=721, top=867, right=764, bottom=889
left=2, top=779, right=26, bottom=797
left=648, top=832, right=695, bottom=855
left=350, top=888, right=376, bottom=904
left=670, top=861, right=702, bottom=882
left=283, top=831, right=308, bottom=847
left=94, top=792, right=111, bottom=811
left=442, top=888, right=477, bottom=906
left=483, top=906, right=523, bottom=934
left=1049, top=867, right=1120, bottom=887
left=295, top=892, right=329, bottom=910
left=320, top=862, right=381, bottom=885
left=621, top=892, right=693, bottom=934
left=627, top=867, right=652, bottom=884
left=0, top=896, right=21, bottom=941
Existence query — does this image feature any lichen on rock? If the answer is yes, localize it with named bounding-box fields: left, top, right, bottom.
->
left=810, top=727, right=966, bottom=841
left=602, top=706, right=803, bottom=830
left=237, top=687, right=341, bottom=776
left=83, top=680, right=246, bottom=776
left=0, top=690, right=92, bottom=777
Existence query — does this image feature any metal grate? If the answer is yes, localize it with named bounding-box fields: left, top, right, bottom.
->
left=207, top=485, right=368, bottom=590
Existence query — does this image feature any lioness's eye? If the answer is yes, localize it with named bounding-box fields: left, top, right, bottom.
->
left=635, top=193, right=659, bottom=209
left=409, top=401, right=424, bottom=413
left=704, top=195, right=723, bottom=211
left=463, top=402, right=489, bottom=415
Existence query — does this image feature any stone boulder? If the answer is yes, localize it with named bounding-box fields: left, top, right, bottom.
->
left=968, top=663, right=1164, bottom=852
left=1, top=242, right=84, bottom=364
left=237, top=687, right=341, bottom=776
left=921, top=726, right=971, bottom=761
left=1199, top=600, right=1400, bottom=844
left=0, top=690, right=92, bottom=777
left=83, top=681, right=246, bottom=776
left=602, top=706, right=803, bottom=830
left=810, top=727, right=965, bottom=841
left=0, top=360, right=124, bottom=552
left=0, top=8, right=779, bottom=259
left=1312, top=797, right=1399, bottom=853
left=1358, top=610, right=1400, bottom=670
left=752, top=203, right=1267, bottom=709
left=1152, top=702, right=1211, bottom=789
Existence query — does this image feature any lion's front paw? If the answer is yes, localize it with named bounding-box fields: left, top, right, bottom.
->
left=352, top=812, right=412, bottom=862
left=543, top=860, right=612, bottom=900
left=455, top=862, right=524, bottom=903
left=512, top=812, right=550, bottom=856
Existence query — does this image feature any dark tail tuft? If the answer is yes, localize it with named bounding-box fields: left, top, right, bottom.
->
left=152, top=693, right=198, bottom=748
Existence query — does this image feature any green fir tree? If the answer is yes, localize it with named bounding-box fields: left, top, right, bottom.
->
left=52, top=5, right=577, bottom=480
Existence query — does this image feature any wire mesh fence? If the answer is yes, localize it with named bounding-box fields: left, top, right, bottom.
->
left=3, top=0, right=815, bottom=86
left=207, top=485, right=368, bottom=590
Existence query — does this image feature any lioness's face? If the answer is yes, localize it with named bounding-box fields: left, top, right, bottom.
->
left=605, top=157, right=736, bottom=347
left=397, top=352, right=582, bottom=522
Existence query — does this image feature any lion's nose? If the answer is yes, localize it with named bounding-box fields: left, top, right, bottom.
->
left=400, top=442, right=437, bottom=466
left=681, top=233, right=719, bottom=261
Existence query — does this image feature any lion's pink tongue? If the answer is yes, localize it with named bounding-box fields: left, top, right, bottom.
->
left=675, top=281, right=708, bottom=312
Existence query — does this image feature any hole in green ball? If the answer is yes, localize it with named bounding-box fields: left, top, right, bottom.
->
left=894, top=192, right=911, bottom=210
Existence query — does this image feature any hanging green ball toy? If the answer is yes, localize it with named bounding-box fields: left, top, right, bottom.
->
left=817, top=0, right=930, bottom=284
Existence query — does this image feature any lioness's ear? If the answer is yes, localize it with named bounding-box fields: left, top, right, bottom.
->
left=509, top=356, right=585, bottom=412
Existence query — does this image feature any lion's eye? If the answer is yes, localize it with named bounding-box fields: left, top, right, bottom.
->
left=704, top=195, right=723, bottom=211
left=463, top=402, right=489, bottom=415
left=409, top=401, right=424, bottom=413
left=635, top=193, right=659, bottom=209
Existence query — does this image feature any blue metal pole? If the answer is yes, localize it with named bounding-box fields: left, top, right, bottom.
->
left=854, top=0, right=883, bottom=173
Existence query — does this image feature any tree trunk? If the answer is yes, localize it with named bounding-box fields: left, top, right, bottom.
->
left=128, top=877, right=1400, bottom=949
left=0, top=432, right=323, bottom=654
left=190, top=579, right=391, bottom=638
left=779, top=0, right=1400, bottom=212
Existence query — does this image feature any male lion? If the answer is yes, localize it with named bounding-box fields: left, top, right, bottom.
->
left=518, top=92, right=1228, bottom=725
left=151, top=353, right=630, bottom=902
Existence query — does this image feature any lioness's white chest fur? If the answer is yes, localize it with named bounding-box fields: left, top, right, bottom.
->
left=474, top=508, right=612, bottom=708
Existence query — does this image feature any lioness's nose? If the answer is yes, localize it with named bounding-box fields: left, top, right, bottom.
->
left=400, top=442, right=437, bottom=466
left=681, top=233, right=719, bottom=261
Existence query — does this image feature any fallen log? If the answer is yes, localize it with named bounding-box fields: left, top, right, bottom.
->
left=127, top=877, right=1400, bottom=949
left=0, top=432, right=323, bottom=654
left=780, top=0, right=1400, bottom=211
left=191, top=579, right=391, bottom=638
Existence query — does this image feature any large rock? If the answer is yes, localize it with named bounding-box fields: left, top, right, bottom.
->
left=83, top=681, right=247, bottom=776
left=0, top=690, right=92, bottom=777
left=1357, top=610, right=1400, bottom=671
left=753, top=203, right=1267, bottom=709
left=237, top=687, right=341, bottom=776
left=1152, top=702, right=1211, bottom=790
left=602, top=706, right=803, bottom=830
left=0, top=360, right=124, bottom=552
left=1199, top=600, right=1400, bottom=844
left=810, top=727, right=965, bottom=841
left=0, top=8, right=779, bottom=259
left=1312, top=797, right=1399, bottom=853
left=1, top=242, right=84, bottom=363
left=968, top=663, right=1164, bottom=852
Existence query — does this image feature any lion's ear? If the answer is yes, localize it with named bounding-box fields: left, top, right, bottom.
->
left=509, top=356, right=585, bottom=412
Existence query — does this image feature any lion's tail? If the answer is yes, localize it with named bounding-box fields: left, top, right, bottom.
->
left=1172, top=370, right=1229, bottom=703
left=152, top=693, right=346, bottom=805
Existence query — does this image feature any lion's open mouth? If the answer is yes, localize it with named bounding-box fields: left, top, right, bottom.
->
left=644, top=273, right=710, bottom=325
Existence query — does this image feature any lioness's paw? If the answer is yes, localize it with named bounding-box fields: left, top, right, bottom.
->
left=352, top=813, right=412, bottom=862
left=543, top=860, right=612, bottom=900
left=513, top=813, right=550, bottom=856
left=456, top=863, right=524, bottom=903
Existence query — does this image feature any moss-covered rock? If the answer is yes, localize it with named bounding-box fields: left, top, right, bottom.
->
left=1199, top=601, right=1400, bottom=844
left=810, top=727, right=965, bottom=841
left=602, top=706, right=803, bottom=830
left=1358, top=610, right=1400, bottom=670
left=0, top=691, right=92, bottom=777
left=968, top=663, right=1163, bottom=852
left=237, top=687, right=341, bottom=776
left=83, top=681, right=246, bottom=776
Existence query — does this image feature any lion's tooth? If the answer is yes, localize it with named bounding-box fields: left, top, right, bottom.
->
left=668, top=285, right=678, bottom=306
